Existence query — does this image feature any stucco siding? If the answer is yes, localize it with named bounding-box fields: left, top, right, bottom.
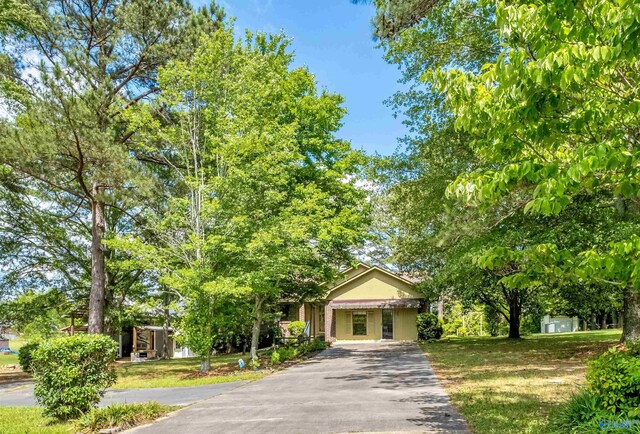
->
left=335, top=309, right=381, bottom=340
left=394, top=309, right=418, bottom=341
left=335, top=308, right=418, bottom=341
left=328, top=269, right=422, bottom=301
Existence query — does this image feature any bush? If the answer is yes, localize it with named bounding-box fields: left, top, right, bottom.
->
left=550, top=344, right=640, bottom=433
left=270, top=339, right=327, bottom=365
left=18, top=342, right=40, bottom=373
left=550, top=390, right=610, bottom=434
left=76, top=402, right=176, bottom=432
left=32, top=334, right=118, bottom=420
left=416, top=313, right=443, bottom=340
left=287, top=321, right=306, bottom=338
left=587, top=344, right=640, bottom=416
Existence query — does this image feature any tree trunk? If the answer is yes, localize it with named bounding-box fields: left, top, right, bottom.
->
left=200, top=358, right=210, bottom=372
left=622, top=284, right=640, bottom=343
left=600, top=312, right=607, bottom=330
left=250, top=296, right=264, bottom=360
left=437, top=295, right=444, bottom=320
left=88, top=186, right=107, bottom=334
left=508, top=293, right=521, bottom=339
left=162, top=308, right=170, bottom=359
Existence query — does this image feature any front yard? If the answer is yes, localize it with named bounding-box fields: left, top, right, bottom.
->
left=113, top=355, right=266, bottom=389
left=423, top=330, right=621, bottom=434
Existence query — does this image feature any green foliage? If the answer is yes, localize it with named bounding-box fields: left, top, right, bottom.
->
left=429, top=0, right=640, bottom=339
left=270, top=339, right=328, bottom=365
left=32, top=335, right=118, bottom=420
left=550, top=390, right=611, bottom=434
left=17, top=341, right=38, bottom=373
left=287, top=321, right=306, bottom=338
left=587, top=345, right=640, bottom=417
left=76, top=402, right=177, bottom=433
left=552, top=343, right=640, bottom=432
left=416, top=313, right=443, bottom=340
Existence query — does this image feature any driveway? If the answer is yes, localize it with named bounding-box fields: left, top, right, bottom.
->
left=129, top=342, right=468, bottom=433
left=0, top=380, right=247, bottom=407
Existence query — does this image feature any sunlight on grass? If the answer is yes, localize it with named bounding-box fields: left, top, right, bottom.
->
left=0, top=337, right=26, bottom=367
left=423, top=330, right=621, bottom=434
left=113, top=355, right=266, bottom=389
left=0, top=407, right=73, bottom=434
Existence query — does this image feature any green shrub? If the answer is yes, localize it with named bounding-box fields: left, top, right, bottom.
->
left=270, top=340, right=326, bottom=365
left=288, top=321, right=306, bottom=338
left=550, top=344, right=640, bottom=433
left=550, top=389, right=609, bottom=434
left=457, top=326, right=468, bottom=337
left=416, top=313, right=443, bottom=340
left=76, top=402, right=177, bottom=432
left=18, top=342, right=40, bottom=373
left=587, top=344, right=640, bottom=417
left=32, top=334, right=118, bottom=420
left=270, top=350, right=281, bottom=364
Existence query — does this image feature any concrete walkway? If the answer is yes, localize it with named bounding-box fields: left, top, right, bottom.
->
left=0, top=380, right=247, bottom=407
left=128, top=342, right=468, bottom=433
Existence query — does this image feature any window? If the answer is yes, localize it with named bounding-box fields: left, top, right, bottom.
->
left=352, top=311, right=367, bottom=336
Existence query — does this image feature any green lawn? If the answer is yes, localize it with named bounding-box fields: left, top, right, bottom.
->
left=0, top=337, right=26, bottom=366
left=113, top=354, right=266, bottom=389
left=0, top=407, right=73, bottom=434
left=423, top=330, right=621, bottom=434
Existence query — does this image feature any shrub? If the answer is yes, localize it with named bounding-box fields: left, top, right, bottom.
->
left=550, top=389, right=610, bottom=434
left=288, top=321, right=306, bottom=338
left=76, top=402, right=177, bottom=432
left=550, top=344, right=640, bottom=432
left=270, top=339, right=326, bottom=365
left=587, top=344, right=640, bottom=416
left=270, top=350, right=281, bottom=364
left=416, top=313, right=443, bottom=340
left=32, top=334, right=118, bottom=420
left=18, top=342, right=40, bottom=373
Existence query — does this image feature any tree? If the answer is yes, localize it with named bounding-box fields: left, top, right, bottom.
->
left=0, top=0, right=224, bottom=333
left=435, top=0, right=640, bottom=341
left=119, top=26, right=369, bottom=363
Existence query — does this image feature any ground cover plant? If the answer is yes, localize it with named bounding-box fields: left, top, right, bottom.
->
left=422, top=330, right=620, bottom=433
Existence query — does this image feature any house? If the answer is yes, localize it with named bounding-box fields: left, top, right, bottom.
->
left=541, top=315, right=579, bottom=333
left=281, top=263, right=426, bottom=342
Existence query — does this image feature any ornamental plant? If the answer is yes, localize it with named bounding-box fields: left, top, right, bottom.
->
left=416, top=313, right=444, bottom=340
left=287, top=321, right=306, bottom=338
left=31, top=334, right=118, bottom=420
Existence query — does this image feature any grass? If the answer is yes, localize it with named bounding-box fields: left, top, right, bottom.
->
left=422, top=330, right=621, bottom=434
left=0, top=407, right=73, bottom=434
left=77, top=402, right=178, bottom=432
left=113, top=354, right=266, bottom=389
left=0, top=337, right=26, bottom=367
left=0, top=403, right=178, bottom=434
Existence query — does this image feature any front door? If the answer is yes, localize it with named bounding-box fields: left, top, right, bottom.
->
left=382, top=309, right=393, bottom=339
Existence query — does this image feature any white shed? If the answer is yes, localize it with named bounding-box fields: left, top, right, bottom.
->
left=541, top=315, right=579, bottom=333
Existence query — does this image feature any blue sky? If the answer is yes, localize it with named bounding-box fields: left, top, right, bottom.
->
left=192, top=0, right=407, bottom=156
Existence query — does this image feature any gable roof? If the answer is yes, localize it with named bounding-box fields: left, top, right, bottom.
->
left=325, top=265, right=422, bottom=300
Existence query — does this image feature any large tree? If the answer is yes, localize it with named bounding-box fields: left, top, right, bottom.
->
left=0, top=0, right=224, bottom=333
left=435, top=0, right=640, bottom=341
left=118, top=27, right=369, bottom=362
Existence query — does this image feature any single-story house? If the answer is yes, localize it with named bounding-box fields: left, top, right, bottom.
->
left=541, top=315, right=579, bottom=333
left=280, top=263, right=426, bottom=342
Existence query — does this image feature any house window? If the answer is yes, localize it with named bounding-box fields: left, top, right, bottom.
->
left=352, top=311, right=367, bottom=336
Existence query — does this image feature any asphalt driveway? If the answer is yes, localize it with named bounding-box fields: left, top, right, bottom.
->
left=0, top=380, right=247, bottom=407
left=129, top=342, right=468, bottom=433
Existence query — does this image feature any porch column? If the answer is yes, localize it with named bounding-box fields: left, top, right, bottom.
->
left=298, top=304, right=306, bottom=322
left=324, top=304, right=336, bottom=342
